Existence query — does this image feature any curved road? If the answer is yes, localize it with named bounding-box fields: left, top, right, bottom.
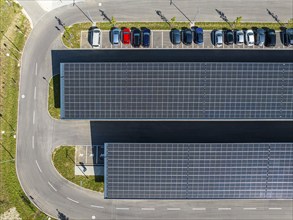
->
left=16, top=1, right=293, bottom=219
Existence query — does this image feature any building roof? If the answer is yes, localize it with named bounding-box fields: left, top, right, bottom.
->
left=60, top=62, right=293, bottom=120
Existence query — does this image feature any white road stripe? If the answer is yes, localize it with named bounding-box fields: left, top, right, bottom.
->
left=116, top=207, right=129, bottom=210
left=141, top=208, right=155, bottom=211
left=192, top=208, right=206, bottom=211
left=218, top=208, right=231, bottom=211
left=91, top=205, right=104, bottom=209
left=243, top=208, right=257, bottom=210
left=35, top=160, right=42, bottom=173
left=67, top=197, right=79, bottom=203
left=167, top=208, right=181, bottom=211
left=33, top=111, right=35, bottom=124
left=34, top=86, right=36, bottom=100
left=268, top=208, right=282, bottom=210
left=35, top=63, right=38, bottom=76
left=32, top=136, right=34, bottom=149
left=48, top=181, right=57, bottom=191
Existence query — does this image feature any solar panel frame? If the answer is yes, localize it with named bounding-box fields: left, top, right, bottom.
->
left=104, top=143, right=293, bottom=199
left=60, top=62, right=293, bottom=120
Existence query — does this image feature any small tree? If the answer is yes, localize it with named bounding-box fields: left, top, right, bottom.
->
left=110, top=16, right=116, bottom=26
left=170, top=16, right=176, bottom=28
left=233, top=16, right=242, bottom=29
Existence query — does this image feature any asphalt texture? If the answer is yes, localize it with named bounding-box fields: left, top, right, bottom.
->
left=16, top=1, right=293, bottom=219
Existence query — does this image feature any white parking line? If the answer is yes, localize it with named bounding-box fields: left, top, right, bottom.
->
left=141, top=208, right=155, bottom=211
left=34, top=86, right=36, bottom=100
left=32, top=136, right=34, bottom=149
left=192, top=208, right=206, bottom=211
left=268, top=208, right=282, bottom=210
left=67, top=197, right=79, bottom=204
left=161, top=31, right=163, bottom=47
left=218, top=208, right=231, bottom=211
left=167, top=208, right=181, bottom=211
left=48, top=181, right=57, bottom=191
left=116, top=207, right=129, bottom=210
left=35, top=160, right=42, bottom=173
left=243, top=208, right=257, bottom=210
left=91, top=205, right=104, bottom=209
left=32, top=111, right=35, bottom=124
left=35, top=63, right=38, bottom=76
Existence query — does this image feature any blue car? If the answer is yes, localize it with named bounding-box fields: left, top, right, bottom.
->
left=194, top=27, right=203, bottom=44
left=142, top=28, right=151, bottom=47
left=170, top=29, right=181, bottom=45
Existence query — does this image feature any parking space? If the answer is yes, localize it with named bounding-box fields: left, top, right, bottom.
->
left=80, top=30, right=291, bottom=50
left=75, top=145, right=104, bottom=166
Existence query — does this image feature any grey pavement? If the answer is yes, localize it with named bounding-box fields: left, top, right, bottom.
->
left=15, top=1, right=293, bottom=219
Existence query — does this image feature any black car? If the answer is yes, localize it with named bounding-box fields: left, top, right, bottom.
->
left=265, top=29, right=276, bottom=47
left=170, top=29, right=181, bottom=45
left=182, top=28, right=192, bottom=45
left=194, top=27, right=203, bottom=44
left=283, top=28, right=293, bottom=46
left=132, top=28, right=141, bottom=47
left=141, top=28, right=151, bottom=47
left=224, top=30, right=234, bottom=45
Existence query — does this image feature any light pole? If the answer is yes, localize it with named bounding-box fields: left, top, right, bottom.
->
left=170, top=0, right=193, bottom=25
left=6, top=53, right=20, bottom=67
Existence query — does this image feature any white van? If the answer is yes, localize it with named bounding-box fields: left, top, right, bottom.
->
left=90, top=28, right=101, bottom=48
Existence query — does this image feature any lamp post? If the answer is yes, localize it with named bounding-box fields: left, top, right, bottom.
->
left=170, top=0, right=193, bottom=25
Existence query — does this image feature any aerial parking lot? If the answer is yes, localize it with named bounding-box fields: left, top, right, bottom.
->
left=80, top=29, right=291, bottom=49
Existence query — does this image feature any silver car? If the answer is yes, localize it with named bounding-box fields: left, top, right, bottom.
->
left=235, top=30, right=244, bottom=45
left=255, top=28, right=265, bottom=46
left=245, top=29, right=255, bottom=46
left=214, top=30, right=223, bottom=47
left=111, top=27, right=121, bottom=46
left=90, top=28, right=101, bottom=48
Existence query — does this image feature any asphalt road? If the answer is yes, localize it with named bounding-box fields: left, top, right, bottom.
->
left=16, top=1, right=293, bottom=219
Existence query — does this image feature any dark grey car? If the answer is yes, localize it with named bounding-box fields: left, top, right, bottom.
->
left=255, top=28, right=265, bottom=46
left=170, top=29, right=181, bottom=45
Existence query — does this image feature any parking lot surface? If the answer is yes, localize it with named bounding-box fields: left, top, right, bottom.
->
left=80, top=30, right=291, bottom=50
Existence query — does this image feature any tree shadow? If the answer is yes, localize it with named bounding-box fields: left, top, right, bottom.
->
left=52, top=74, right=60, bottom=108
left=56, top=209, right=69, bottom=220
left=155, top=10, right=171, bottom=27
left=215, top=9, right=232, bottom=28
left=99, top=9, right=111, bottom=23
left=266, top=8, right=285, bottom=27
left=0, top=143, right=14, bottom=159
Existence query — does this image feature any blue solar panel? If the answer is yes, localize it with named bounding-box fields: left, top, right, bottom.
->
left=60, top=62, right=293, bottom=120
left=104, top=143, right=293, bottom=199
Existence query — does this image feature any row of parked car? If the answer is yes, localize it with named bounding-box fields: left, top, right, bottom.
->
left=90, top=27, right=293, bottom=48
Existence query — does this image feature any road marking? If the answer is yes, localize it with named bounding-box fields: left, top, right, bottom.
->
left=91, top=216, right=96, bottom=220
left=21, top=94, right=25, bottom=99
left=35, top=160, right=42, bottom=173
left=91, top=205, right=104, bottom=209
left=268, top=208, right=282, bottom=210
left=167, top=208, right=181, bottom=211
left=67, top=197, right=79, bottom=203
left=243, top=208, right=257, bottom=210
left=32, top=136, right=34, bottom=149
left=141, top=208, right=155, bottom=211
left=116, top=207, right=129, bottom=210
left=34, top=86, right=36, bottom=100
left=192, top=208, right=206, bottom=211
left=161, top=31, right=163, bottom=48
left=33, top=111, right=35, bottom=124
left=48, top=181, right=57, bottom=191
left=35, top=63, right=38, bottom=76
left=218, top=208, right=231, bottom=211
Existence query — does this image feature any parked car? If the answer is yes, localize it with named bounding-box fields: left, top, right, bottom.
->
left=214, top=30, right=223, bottom=47
left=121, top=27, right=131, bottom=44
left=142, top=28, right=151, bottom=47
left=90, top=27, right=101, bottom=48
left=235, top=30, right=244, bottom=45
left=182, top=28, right=192, bottom=45
left=132, top=28, right=141, bottom=47
left=170, top=29, right=181, bottom=45
left=265, top=29, right=276, bottom=47
left=111, top=27, right=120, bottom=45
left=245, top=29, right=254, bottom=46
left=255, top=28, right=265, bottom=46
left=224, top=30, right=234, bottom=45
left=283, top=28, right=293, bottom=46
left=194, top=27, right=203, bottom=44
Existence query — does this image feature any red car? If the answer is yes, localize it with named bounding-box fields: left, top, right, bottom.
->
left=121, top=28, right=131, bottom=44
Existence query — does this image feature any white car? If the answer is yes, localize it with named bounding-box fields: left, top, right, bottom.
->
left=214, top=30, right=223, bottom=47
left=245, top=29, right=254, bottom=46
left=90, top=27, right=101, bottom=48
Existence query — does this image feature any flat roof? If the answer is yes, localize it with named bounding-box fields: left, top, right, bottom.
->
left=104, top=143, right=293, bottom=199
left=60, top=62, right=293, bottom=120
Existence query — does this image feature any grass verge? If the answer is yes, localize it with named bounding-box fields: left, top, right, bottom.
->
left=52, top=146, right=104, bottom=192
left=62, top=21, right=293, bottom=48
left=0, top=0, right=47, bottom=218
left=48, top=75, right=60, bottom=119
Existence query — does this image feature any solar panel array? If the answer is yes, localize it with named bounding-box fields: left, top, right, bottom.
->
left=104, top=143, right=293, bottom=199
left=60, top=62, right=293, bottom=120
